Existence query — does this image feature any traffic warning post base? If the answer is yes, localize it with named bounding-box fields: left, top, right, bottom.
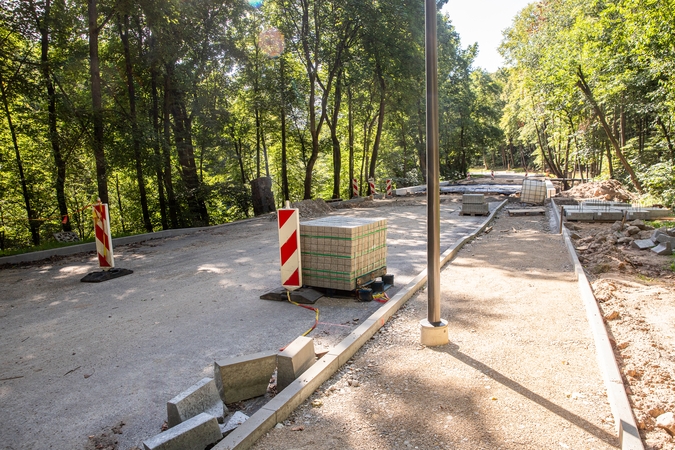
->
left=259, top=287, right=323, bottom=304
left=81, top=268, right=133, bottom=283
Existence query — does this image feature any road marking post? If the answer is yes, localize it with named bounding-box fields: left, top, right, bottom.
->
left=368, top=178, right=376, bottom=197
left=352, top=178, right=359, bottom=198
left=93, top=200, right=114, bottom=269
left=278, top=202, right=302, bottom=291
left=386, top=179, right=392, bottom=197
left=81, top=199, right=133, bottom=282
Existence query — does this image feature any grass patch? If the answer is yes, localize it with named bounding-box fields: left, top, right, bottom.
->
left=646, top=220, right=674, bottom=229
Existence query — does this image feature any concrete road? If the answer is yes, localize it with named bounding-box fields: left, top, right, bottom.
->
left=0, top=198, right=498, bottom=449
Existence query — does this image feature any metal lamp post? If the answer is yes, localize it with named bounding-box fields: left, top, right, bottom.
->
left=420, top=0, right=449, bottom=346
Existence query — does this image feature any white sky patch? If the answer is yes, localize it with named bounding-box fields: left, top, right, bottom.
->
left=441, top=0, right=533, bottom=73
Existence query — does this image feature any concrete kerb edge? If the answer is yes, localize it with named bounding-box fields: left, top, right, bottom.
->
left=551, top=200, right=643, bottom=450
left=213, top=199, right=508, bottom=450
left=0, top=215, right=272, bottom=266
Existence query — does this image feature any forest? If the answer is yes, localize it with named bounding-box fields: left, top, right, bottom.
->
left=0, top=0, right=673, bottom=252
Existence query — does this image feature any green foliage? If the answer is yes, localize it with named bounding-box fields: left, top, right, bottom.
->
left=0, top=0, right=510, bottom=253
left=639, top=162, right=675, bottom=208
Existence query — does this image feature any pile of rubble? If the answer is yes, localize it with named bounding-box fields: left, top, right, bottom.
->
left=560, top=179, right=634, bottom=202
left=569, top=220, right=675, bottom=274
left=288, top=199, right=333, bottom=218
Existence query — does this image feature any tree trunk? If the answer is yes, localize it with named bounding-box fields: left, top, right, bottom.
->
left=169, top=84, right=208, bottom=226
left=89, top=0, right=109, bottom=204
left=150, top=55, right=168, bottom=230
left=368, top=68, right=386, bottom=182
left=576, top=66, right=642, bottom=193
left=279, top=57, right=289, bottom=202
left=119, top=14, right=152, bottom=232
left=656, top=116, right=675, bottom=164
left=605, top=140, right=614, bottom=179
left=162, top=73, right=179, bottom=228
left=348, top=85, right=355, bottom=197
left=0, top=71, right=40, bottom=244
left=255, top=108, right=261, bottom=179
left=416, top=101, right=427, bottom=182
left=328, top=70, right=343, bottom=199
left=31, top=0, right=71, bottom=232
left=115, top=174, right=126, bottom=233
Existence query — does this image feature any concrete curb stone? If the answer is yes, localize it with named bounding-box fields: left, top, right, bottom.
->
left=277, top=336, right=316, bottom=392
left=552, top=199, right=643, bottom=450
left=214, top=351, right=278, bottom=404
left=143, top=412, right=221, bottom=450
left=167, top=377, right=226, bottom=428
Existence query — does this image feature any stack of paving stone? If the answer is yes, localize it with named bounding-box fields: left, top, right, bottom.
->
left=521, top=179, right=547, bottom=204
left=631, top=227, right=675, bottom=255
left=460, top=194, right=489, bottom=216
left=300, top=217, right=387, bottom=291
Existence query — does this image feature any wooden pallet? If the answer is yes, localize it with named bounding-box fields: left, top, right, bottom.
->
left=507, top=208, right=546, bottom=216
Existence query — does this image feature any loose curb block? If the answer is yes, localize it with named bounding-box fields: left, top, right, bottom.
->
left=631, top=239, right=656, bottom=250
left=651, top=241, right=672, bottom=255
left=553, top=200, right=643, bottom=450
left=277, top=336, right=315, bottom=392
left=167, top=377, right=225, bottom=428
left=214, top=351, right=277, bottom=404
left=143, top=412, right=221, bottom=450
left=212, top=200, right=507, bottom=450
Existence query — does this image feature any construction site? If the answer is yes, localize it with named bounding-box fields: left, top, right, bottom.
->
left=1, top=173, right=675, bottom=450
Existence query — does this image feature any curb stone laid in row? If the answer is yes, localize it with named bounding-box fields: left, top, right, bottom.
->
left=553, top=199, right=644, bottom=450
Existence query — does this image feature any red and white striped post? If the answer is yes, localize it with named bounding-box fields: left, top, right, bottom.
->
left=352, top=178, right=359, bottom=198
left=368, top=177, right=376, bottom=196
left=386, top=179, right=393, bottom=197
left=92, top=200, right=114, bottom=269
left=277, top=202, right=302, bottom=291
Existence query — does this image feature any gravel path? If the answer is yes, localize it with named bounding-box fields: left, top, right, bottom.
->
left=251, top=209, right=620, bottom=449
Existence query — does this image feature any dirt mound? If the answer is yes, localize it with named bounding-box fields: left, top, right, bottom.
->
left=561, top=179, right=634, bottom=202
left=289, top=199, right=333, bottom=218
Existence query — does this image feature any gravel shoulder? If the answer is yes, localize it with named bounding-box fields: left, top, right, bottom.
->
left=251, top=209, right=619, bottom=449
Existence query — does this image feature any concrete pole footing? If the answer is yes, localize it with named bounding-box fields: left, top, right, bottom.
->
left=420, top=318, right=449, bottom=346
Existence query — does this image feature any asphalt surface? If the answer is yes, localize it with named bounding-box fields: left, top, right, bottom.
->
left=0, top=198, right=500, bottom=449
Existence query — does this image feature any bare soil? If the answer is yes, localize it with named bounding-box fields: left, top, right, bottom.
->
left=568, top=219, right=675, bottom=449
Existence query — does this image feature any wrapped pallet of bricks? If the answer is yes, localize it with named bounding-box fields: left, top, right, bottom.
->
left=520, top=179, right=547, bottom=204
left=461, top=194, right=489, bottom=216
left=300, top=217, right=387, bottom=291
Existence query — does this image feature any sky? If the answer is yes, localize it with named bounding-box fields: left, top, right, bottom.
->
left=441, top=0, right=534, bottom=73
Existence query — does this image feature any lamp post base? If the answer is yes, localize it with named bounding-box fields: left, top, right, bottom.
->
left=420, top=318, right=449, bottom=346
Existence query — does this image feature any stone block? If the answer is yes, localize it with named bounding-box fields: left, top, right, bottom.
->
left=646, top=208, right=673, bottom=218
left=652, top=229, right=667, bottom=240
left=594, top=211, right=624, bottom=221
left=220, top=411, right=249, bottom=434
left=652, top=242, right=673, bottom=255
left=656, top=234, right=675, bottom=246
left=143, top=412, right=221, bottom=450
left=631, top=239, right=655, bottom=250
left=277, top=336, right=316, bottom=392
left=625, top=226, right=641, bottom=236
left=250, top=177, right=276, bottom=216
left=626, top=211, right=649, bottom=221
left=565, top=211, right=595, bottom=221
left=462, top=194, right=485, bottom=204
left=214, top=351, right=277, bottom=404
left=167, top=377, right=226, bottom=428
